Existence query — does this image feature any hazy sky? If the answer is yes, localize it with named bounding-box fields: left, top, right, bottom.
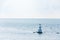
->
left=0, top=0, right=60, bottom=18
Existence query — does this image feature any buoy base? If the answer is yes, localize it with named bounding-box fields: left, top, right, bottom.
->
left=37, top=32, right=42, bottom=34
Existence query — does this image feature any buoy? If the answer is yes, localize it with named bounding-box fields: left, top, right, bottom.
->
left=37, top=24, right=42, bottom=34
left=33, top=24, right=43, bottom=34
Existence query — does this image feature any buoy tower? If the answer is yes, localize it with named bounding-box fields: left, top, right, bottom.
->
left=37, top=24, right=42, bottom=34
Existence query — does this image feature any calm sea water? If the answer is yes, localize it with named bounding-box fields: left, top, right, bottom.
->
left=0, top=18, right=60, bottom=40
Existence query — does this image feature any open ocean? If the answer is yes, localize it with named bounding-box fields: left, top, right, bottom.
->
left=0, top=18, right=60, bottom=40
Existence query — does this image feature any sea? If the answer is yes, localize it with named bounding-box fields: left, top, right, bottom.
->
left=0, top=18, right=60, bottom=40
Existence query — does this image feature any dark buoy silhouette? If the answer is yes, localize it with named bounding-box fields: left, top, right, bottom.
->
left=33, top=24, right=43, bottom=34
left=37, top=24, right=42, bottom=34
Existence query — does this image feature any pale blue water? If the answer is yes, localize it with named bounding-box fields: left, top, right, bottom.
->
left=0, top=18, right=60, bottom=40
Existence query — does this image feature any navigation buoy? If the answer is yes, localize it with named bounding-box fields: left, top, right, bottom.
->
left=37, top=24, right=42, bottom=34
left=33, top=24, right=43, bottom=34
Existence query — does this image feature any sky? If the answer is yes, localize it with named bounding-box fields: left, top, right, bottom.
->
left=0, top=0, right=60, bottom=18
